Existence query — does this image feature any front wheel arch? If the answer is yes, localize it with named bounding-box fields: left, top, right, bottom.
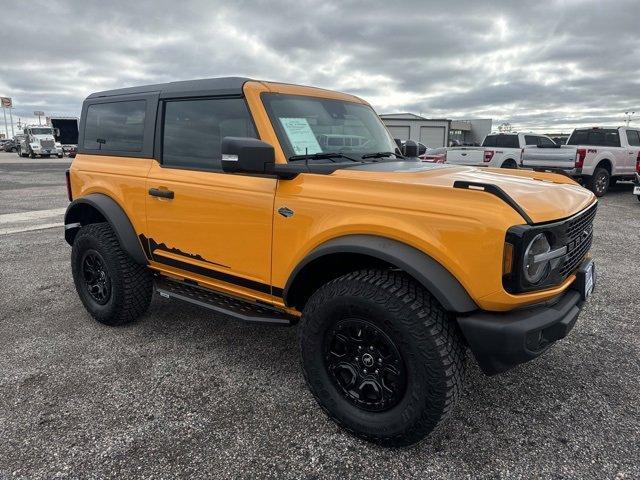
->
left=283, top=235, right=477, bottom=314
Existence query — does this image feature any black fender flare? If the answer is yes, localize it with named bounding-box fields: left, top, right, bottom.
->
left=64, top=193, right=147, bottom=265
left=283, top=235, right=477, bottom=313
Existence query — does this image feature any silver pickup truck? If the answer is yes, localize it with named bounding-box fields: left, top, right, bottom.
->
left=522, top=126, right=640, bottom=196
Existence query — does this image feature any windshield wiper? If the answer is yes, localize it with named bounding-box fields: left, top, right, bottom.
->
left=288, top=152, right=359, bottom=163
left=360, top=151, right=404, bottom=160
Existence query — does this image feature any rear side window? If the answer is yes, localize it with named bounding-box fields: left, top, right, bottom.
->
left=496, top=135, right=519, bottom=148
left=567, top=129, right=620, bottom=147
left=626, top=130, right=640, bottom=146
left=524, top=135, right=538, bottom=146
left=538, top=137, right=557, bottom=147
left=162, top=98, right=257, bottom=171
left=482, top=135, right=497, bottom=147
left=83, top=101, right=146, bottom=151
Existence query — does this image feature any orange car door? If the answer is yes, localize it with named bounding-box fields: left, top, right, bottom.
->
left=144, top=97, right=277, bottom=301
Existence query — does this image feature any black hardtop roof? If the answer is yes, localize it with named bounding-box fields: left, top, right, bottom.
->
left=86, top=76, right=253, bottom=99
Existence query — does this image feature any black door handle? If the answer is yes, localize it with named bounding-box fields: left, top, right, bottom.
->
left=148, top=188, right=174, bottom=199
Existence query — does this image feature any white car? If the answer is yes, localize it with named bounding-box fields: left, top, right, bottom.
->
left=522, top=126, right=640, bottom=196
left=446, top=132, right=557, bottom=169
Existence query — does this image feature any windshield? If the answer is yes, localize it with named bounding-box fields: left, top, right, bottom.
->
left=29, top=128, right=53, bottom=135
left=261, top=93, right=398, bottom=161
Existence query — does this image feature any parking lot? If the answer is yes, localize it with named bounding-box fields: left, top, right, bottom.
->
left=0, top=151, right=638, bottom=479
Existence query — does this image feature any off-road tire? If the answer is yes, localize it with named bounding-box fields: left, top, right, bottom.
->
left=298, top=269, right=465, bottom=447
left=587, top=167, right=610, bottom=197
left=71, top=222, right=153, bottom=326
left=501, top=159, right=518, bottom=169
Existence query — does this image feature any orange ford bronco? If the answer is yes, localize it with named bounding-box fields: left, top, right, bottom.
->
left=65, top=78, right=597, bottom=446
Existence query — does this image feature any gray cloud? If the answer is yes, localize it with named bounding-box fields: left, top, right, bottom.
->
left=1, top=0, right=638, bottom=133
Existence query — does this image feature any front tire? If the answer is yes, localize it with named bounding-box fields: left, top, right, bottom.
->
left=587, top=167, right=610, bottom=197
left=299, top=269, right=465, bottom=447
left=71, top=222, right=153, bottom=326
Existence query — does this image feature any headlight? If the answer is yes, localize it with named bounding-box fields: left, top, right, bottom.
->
left=504, top=222, right=571, bottom=294
left=523, top=233, right=551, bottom=284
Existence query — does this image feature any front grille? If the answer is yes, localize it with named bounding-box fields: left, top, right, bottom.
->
left=560, top=203, right=597, bottom=276
left=41, top=140, right=55, bottom=148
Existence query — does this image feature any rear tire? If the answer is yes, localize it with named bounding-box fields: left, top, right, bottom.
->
left=71, top=222, right=153, bottom=326
left=587, top=167, right=610, bottom=197
left=298, top=269, right=465, bottom=447
left=501, top=159, right=518, bottom=169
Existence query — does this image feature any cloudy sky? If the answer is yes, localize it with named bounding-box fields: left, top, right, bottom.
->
left=1, top=0, right=638, bottom=133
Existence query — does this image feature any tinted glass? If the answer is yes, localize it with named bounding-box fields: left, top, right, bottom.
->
left=261, top=93, right=398, bottom=159
left=538, top=136, right=557, bottom=147
left=482, top=135, right=497, bottom=147
left=567, top=129, right=619, bottom=147
left=524, top=135, right=538, bottom=146
left=162, top=98, right=257, bottom=171
left=496, top=135, right=519, bottom=148
left=84, top=101, right=146, bottom=151
left=626, top=130, right=640, bottom=146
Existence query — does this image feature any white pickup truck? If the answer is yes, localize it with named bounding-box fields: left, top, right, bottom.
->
left=446, top=132, right=557, bottom=169
left=521, top=126, right=640, bottom=196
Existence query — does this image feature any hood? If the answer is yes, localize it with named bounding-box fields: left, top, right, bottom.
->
left=337, top=162, right=596, bottom=224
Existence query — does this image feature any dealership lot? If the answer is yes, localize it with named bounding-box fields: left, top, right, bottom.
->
left=0, top=152, right=638, bottom=479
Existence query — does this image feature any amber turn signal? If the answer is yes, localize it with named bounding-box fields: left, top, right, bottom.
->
left=503, top=242, right=514, bottom=275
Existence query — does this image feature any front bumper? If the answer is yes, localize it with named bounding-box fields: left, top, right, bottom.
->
left=32, top=147, right=63, bottom=155
left=457, top=263, right=593, bottom=375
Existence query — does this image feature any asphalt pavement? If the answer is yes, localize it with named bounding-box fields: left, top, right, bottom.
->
left=0, top=152, right=638, bottom=479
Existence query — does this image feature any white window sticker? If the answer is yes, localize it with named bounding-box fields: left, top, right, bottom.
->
left=279, top=117, right=322, bottom=155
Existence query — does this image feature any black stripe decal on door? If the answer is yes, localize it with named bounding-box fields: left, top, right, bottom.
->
left=139, top=234, right=282, bottom=297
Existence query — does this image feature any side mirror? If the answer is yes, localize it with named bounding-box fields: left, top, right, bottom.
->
left=394, top=138, right=403, bottom=150
left=221, top=137, right=275, bottom=174
left=404, top=140, right=418, bottom=158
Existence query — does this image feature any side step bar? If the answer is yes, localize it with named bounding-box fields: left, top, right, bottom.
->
left=155, top=276, right=297, bottom=326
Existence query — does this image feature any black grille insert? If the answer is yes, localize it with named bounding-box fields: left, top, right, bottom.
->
left=561, top=204, right=597, bottom=277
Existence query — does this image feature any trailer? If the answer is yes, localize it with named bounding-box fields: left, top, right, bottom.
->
left=49, top=117, right=79, bottom=157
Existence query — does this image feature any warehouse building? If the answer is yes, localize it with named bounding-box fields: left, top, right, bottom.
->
left=379, top=113, right=492, bottom=148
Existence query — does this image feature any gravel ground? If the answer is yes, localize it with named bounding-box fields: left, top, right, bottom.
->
left=0, top=157, right=638, bottom=479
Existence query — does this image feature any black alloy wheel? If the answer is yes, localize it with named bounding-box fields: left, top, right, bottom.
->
left=324, top=318, right=407, bottom=412
left=81, top=250, right=111, bottom=305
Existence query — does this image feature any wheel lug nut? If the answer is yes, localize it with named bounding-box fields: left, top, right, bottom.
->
left=369, top=346, right=374, bottom=351
left=358, top=346, right=362, bottom=350
left=363, top=369, right=367, bottom=374
left=375, top=369, right=379, bottom=374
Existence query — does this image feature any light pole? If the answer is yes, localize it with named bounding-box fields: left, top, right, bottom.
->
left=624, top=111, right=635, bottom=126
